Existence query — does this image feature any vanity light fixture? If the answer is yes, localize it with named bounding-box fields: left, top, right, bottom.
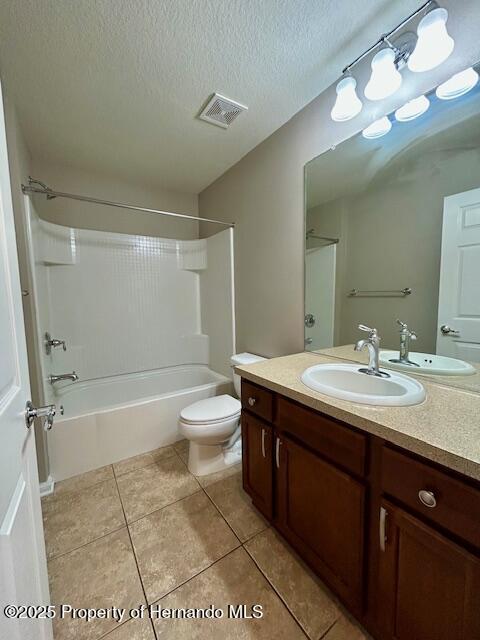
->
left=436, top=67, right=479, bottom=100
left=364, top=48, right=403, bottom=101
left=395, top=94, right=430, bottom=121
left=330, top=2, right=454, bottom=122
left=331, top=76, right=363, bottom=122
left=362, top=116, right=392, bottom=139
left=408, top=7, right=454, bottom=73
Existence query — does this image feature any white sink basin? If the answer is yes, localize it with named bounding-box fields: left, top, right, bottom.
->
left=301, top=363, right=426, bottom=406
left=380, top=350, right=476, bottom=377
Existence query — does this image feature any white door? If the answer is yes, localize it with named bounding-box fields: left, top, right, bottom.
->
left=436, top=187, right=480, bottom=362
left=0, top=83, right=52, bottom=639
left=305, top=244, right=336, bottom=350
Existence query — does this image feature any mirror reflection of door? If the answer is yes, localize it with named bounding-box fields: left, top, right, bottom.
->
left=437, top=187, right=480, bottom=361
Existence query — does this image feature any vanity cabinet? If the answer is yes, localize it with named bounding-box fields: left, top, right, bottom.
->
left=377, top=499, right=480, bottom=640
left=275, top=433, right=365, bottom=611
left=241, top=411, right=273, bottom=519
left=240, top=378, right=480, bottom=640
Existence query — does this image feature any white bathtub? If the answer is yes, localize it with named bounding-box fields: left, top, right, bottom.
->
left=48, top=365, right=233, bottom=481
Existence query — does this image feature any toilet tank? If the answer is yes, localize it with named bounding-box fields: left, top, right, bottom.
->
left=230, top=352, right=267, bottom=398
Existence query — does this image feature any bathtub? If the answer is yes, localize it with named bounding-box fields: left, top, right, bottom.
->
left=48, top=365, right=233, bottom=481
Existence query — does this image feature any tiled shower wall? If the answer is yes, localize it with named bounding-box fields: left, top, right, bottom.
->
left=29, top=204, right=234, bottom=391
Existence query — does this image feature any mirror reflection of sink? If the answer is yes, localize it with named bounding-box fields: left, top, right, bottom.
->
left=379, top=351, right=476, bottom=377
left=301, top=363, right=426, bottom=407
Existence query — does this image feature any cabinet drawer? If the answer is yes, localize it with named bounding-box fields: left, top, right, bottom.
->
left=241, top=380, right=274, bottom=423
left=382, top=446, right=480, bottom=549
left=276, top=397, right=366, bottom=477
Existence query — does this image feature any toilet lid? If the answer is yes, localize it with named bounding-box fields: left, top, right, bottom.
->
left=180, top=394, right=241, bottom=424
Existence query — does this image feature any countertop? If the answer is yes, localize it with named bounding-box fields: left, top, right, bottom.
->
left=236, top=351, right=480, bottom=481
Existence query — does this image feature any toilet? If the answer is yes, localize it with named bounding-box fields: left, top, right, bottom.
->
left=179, top=353, right=266, bottom=476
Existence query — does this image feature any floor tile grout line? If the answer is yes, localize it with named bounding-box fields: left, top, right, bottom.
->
left=113, top=479, right=160, bottom=640
left=114, top=449, right=187, bottom=483
left=239, top=524, right=270, bottom=544
left=146, top=543, right=309, bottom=640
left=173, top=444, right=251, bottom=545
left=113, top=448, right=179, bottom=479
left=148, top=546, right=242, bottom=606
left=123, top=483, right=243, bottom=607
left=47, top=450, right=317, bottom=639
left=46, top=523, right=127, bottom=563
left=42, top=466, right=115, bottom=503
left=113, top=447, right=203, bottom=524
left=243, top=542, right=313, bottom=640
left=201, top=485, right=243, bottom=544
left=124, top=488, right=204, bottom=527
left=318, top=618, right=339, bottom=640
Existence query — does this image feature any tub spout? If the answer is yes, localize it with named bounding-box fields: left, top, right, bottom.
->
left=48, top=372, right=79, bottom=384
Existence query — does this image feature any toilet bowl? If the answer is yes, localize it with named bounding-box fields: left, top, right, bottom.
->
left=179, top=352, right=266, bottom=476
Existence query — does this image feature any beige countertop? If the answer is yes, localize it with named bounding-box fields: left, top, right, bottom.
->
left=316, top=344, right=480, bottom=394
left=236, top=351, right=480, bottom=481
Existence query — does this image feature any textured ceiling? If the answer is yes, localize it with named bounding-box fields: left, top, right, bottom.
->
left=0, top=0, right=422, bottom=194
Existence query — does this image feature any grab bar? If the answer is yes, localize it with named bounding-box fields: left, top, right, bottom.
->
left=348, top=287, right=412, bottom=298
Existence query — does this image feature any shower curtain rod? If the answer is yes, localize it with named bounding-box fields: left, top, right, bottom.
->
left=21, top=178, right=234, bottom=228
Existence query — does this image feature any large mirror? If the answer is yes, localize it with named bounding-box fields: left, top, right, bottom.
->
left=304, top=63, right=480, bottom=388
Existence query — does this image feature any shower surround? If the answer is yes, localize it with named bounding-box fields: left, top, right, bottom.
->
left=27, top=201, right=235, bottom=480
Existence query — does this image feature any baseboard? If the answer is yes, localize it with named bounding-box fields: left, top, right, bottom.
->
left=39, top=476, right=55, bottom=497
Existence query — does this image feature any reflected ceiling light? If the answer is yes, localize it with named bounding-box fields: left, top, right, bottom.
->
left=362, top=116, right=392, bottom=139
left=395, top=94, right=430, bottom=121
left=364, top=48, right=402, bottom=101
left=330, top=76, right=363, bottom=122
left=408, top=8, right=454, bottom=73
left=436, top=67, right=479, bottom=100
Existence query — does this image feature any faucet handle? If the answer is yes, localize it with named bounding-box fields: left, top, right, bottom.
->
left=396, top=318, right=417, bottom=338
left=358, top=324, right=378, bottom=336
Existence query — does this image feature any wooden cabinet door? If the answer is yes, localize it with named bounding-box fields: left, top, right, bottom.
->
left=275, top=434, right=365, bottom=612
left=241, top=411, right=273, bottom=519
left=377, top=499, right=480, bottom=640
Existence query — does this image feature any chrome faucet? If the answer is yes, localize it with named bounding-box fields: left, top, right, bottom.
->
left=44, top=332, right=67, bottom=355
left=389, top=319, right=419, bottom=366
left=354, top=324, right=390, bottom=377
left=48, top=372, right=79, bottom=384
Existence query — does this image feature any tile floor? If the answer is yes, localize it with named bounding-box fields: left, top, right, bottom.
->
left=42, top=440, right=369, bottom=640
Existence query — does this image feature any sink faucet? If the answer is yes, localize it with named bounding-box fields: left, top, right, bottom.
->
left=389, top=319, right=419, bottom=366
left=48, top=372, right=79, bottom=385
left=354, top=325, right=390, bottom=378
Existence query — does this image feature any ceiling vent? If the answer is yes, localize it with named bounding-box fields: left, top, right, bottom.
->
left=198, top=93, right=248, bottom=129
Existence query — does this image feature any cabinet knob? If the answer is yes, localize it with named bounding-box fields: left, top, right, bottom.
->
left=248, top=397, right=256, bottom=407
left=418, top=489, right=437, bottom=508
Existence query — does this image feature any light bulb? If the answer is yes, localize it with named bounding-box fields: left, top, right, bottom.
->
left=408, top=8, right=454, bottom=73
left=436, top=67, right=479, bottom=100
left=331, top=76, right=363, bottom=122
left=362, top=116, right=392, bottom=139
left=364, top=48, right=402, bottom=101
left=395, top=95, right=430, bottom=121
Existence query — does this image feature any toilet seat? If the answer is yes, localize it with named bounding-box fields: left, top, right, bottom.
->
left=180, top=394, right=241, bottom=425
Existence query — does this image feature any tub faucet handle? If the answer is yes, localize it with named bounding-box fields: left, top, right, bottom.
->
left=45, top=332, right=67, bottom=355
